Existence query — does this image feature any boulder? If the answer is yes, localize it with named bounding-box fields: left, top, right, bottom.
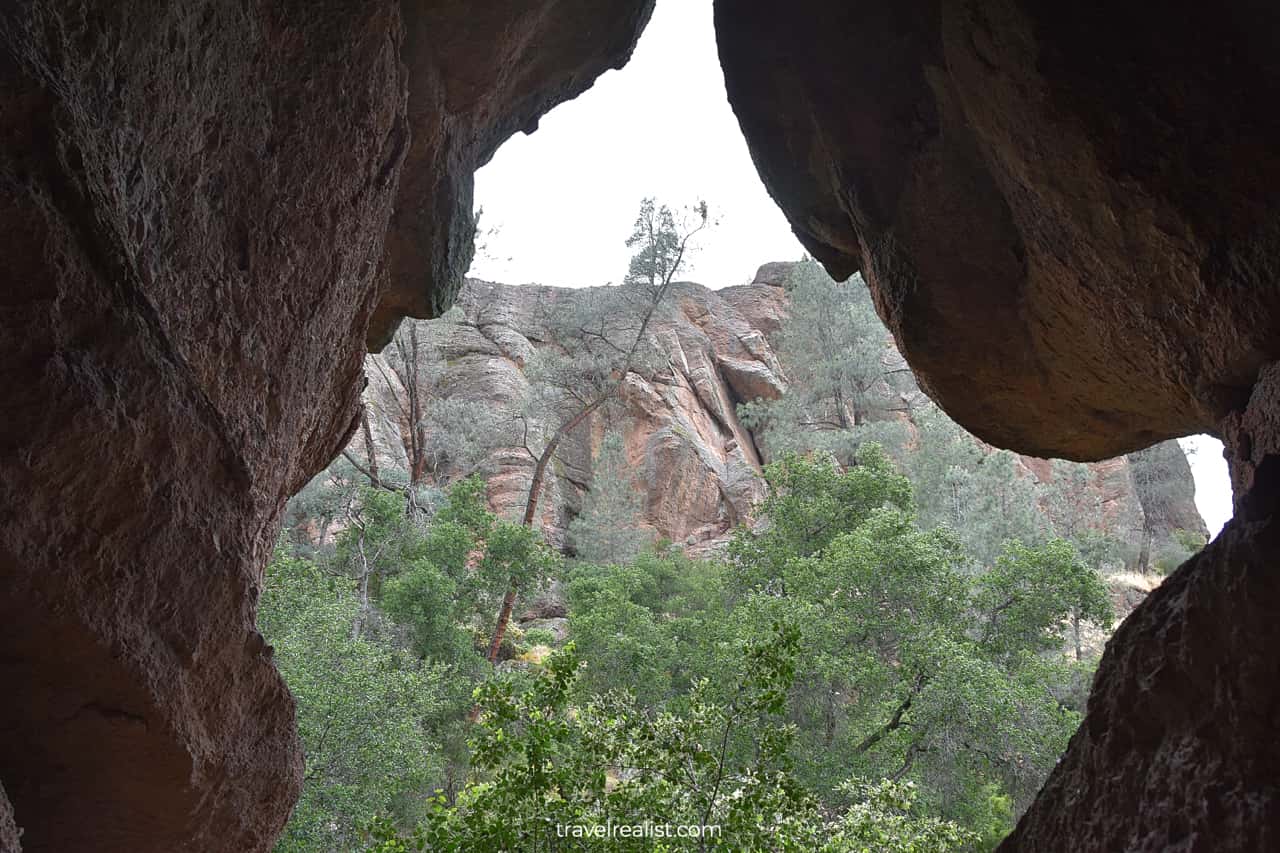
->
left=715, top=1, right=1280, bottom=461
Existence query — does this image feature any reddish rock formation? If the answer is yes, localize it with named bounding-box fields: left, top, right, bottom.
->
left=355, top=276, right=787, bottom=551
left=348, top=269, right=1200, bottom=562
left=0, top=2, right=651, bottom=849
left=715, top=1, right=1280, bottom=461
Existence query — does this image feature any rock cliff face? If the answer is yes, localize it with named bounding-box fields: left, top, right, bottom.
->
left=0, top=2, right=650, bottom=850
left=359, top=276, right=786, bottom=552
left=349, top=267, right=1203, bottom=560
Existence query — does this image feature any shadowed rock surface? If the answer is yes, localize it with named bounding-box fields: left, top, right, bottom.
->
left=714, top=2, right=1277, bottom=849
left=1000, top=511, right=1280, bottom=852
left=374, top=0, right=656, bottom=347
left=715, top=0, right=1280, bottom=461
left=0, top=1, right=650, bottom=849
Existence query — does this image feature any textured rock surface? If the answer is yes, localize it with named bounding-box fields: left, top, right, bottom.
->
left=350, top=269, right=1200, bottom=559
left=0, top=783, right=19, bottom=853
left=372, top=0, right=655, bottom=346
left=1221, top=362, right=1280, bottom=522
left=359, top=275, right=787, bottom=550
left=715, top=1, right=1280, bottom=460
left=999, top=513, right=1280, bottom=852
left=0, top=1, right=651, bottom=849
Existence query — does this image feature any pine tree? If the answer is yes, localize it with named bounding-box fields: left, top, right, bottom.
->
left=568, top=432, right=654, bottom=565
left=739, top=258, right=919, bottom=463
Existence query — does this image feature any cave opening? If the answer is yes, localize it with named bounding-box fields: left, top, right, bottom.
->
left=3, top=0, right=1275, bottom=850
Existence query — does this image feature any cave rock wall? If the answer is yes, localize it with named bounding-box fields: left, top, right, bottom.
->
left=0, top=1, right=651, bottom=849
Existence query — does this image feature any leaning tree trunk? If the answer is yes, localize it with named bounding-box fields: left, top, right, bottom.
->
left=484, top=401, right=603, bottom=663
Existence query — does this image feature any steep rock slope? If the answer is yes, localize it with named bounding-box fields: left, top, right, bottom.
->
left=361, top=276, right=787, bottom=551
left=349, top=268, right=1203, bottom=559
left=0, top=2, right=651, bottom=850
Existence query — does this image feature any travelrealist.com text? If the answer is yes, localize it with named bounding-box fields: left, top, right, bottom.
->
left=555, top=820, right=722, bottom=840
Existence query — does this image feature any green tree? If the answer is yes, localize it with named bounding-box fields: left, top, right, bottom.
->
left=906, top=407, right=1051, bottom=568
left=738, top=258, right=918, bottom=463
left=727, top=444, right=912, bottom=592
left=260, top=546, right=445, bottom=852
left=365, top=626, right=975, bottom=852
left=976, top=539, right=1114, bottom=664
left=568, top=431, right=654, bottom=564
left=728, top=449, right=1106, bottom=829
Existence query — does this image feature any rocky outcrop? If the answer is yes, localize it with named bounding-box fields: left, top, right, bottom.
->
left=0, top=783, right=18, bottom=853
left=0, top=2, right=650, bottom=849
left=1221, top=362, right=1280, bottom=523
left=359, top=275, right=787, bottom=550
left=715, top=1, right=1280, bottom=462
left=1003, top=368, right=1276, bottom=850
left=715, top=4, right=1277, bottom=849
left=351, top=269, right=1201, bottom=561
left=1001, top=514, right=1280, bottom=852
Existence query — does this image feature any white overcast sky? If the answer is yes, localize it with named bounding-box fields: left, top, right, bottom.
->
left=470, top=0, right=1233, bottom=538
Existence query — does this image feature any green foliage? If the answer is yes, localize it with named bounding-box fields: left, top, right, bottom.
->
left=566, top=550, right=730, bottom=704
left=623, top=197, right=707, bottom=288
left=380, top=477, right=560, bottom=658
left=728, top=444, right=912, bottom=590
left=1157, top=527, right=1209, bottom=574
left=260, top=546, right=445, bottom=852
left=737, top=258, right=916, bottom=463
left=568, top=431, right=654, bottom=565
left=521, top=627, right=558, bottom=648
left=266, top=475, right=569, bottom=849
left=825, top=780, right=978, bottom=852
left=725, top=450, right=1110, bottom=827
left=975, top=539, right=1114, bottom=663
left=272, top=259, right=1161, bottom=852
left=1172, top=527, right=1208, bottom=553
left=367, top=626, right=974, bottom=852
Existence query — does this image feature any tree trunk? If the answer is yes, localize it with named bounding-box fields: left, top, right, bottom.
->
left=1137, top=520, right=1155, bottom=574
left=479, top=229, right=698, bottom=669
left=353, top=536, right=371, bottom=641
left=485, top=587, right=518, bottom=663
left=359, top=406, right=379, bottom=486
left=484, top=401, right=604, bottom=664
